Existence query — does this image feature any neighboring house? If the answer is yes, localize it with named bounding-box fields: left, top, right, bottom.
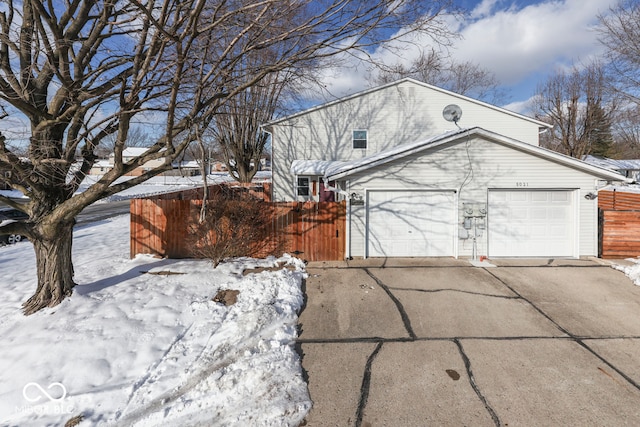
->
left=90, top=147, right=169, bottom=176
left=211, top=161, right=229, bottom=172
left=265, top=78, right=630, bottom=259
left=116, top=147, right=166, bottom=176
left=89, top=159, right=112, bottom=175
left=168, top=160, right=200, bottom=177
left=583, top=155, right=640, bottom=182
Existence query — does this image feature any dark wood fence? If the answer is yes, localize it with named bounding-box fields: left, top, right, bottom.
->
left=599, top=189, right=640, bottom=258
left=130, top=188, right=346, bottom=261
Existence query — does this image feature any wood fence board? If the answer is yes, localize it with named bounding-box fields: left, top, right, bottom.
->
left=130, top=186, right=345, bottom=261
left=600, top=209, right=640, bottom=258
left=599, top=190, right=640, bottom=211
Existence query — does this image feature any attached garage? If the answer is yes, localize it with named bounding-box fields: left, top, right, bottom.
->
left=367, top=190, right=456, bottom=257
left=488, top=190, right=576, bottom=257
left=323, top=128, right=630, bottom=259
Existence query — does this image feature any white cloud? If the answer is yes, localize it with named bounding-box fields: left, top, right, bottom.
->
left=315, top=0, right=617, bottom=104
left=470, top=0, right=500, bottom=19
left=453, top=0, right=615, bottom=85
left=502, top=95, right=538, bottom=115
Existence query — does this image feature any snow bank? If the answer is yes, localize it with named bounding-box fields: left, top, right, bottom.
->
left=613, top=258, right=640, bottom=286
left=0, top=215, right=310, bottom=426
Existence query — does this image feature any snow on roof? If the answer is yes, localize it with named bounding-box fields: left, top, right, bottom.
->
left=599, top=184, right=640, bottom=194
left=323, top=127, right=631, bottom=182
left=290, top=160, right=348, bottom=176
left=122, top=147, right=151, bottom=157
left=583, top=155, right=640, bottom=171
left=173, top=160, right=200, bottom=168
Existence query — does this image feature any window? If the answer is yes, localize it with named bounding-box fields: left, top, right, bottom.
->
left=297, top=177, right=310, bottom=196
left=353, top=130, right=367, bottom=149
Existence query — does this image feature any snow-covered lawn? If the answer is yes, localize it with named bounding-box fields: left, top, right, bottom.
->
left=0, top=215, right=311, bottom=426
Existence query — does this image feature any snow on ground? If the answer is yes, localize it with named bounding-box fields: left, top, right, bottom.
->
left=614, top=259, right=640, bottom=286
left=0, top=214, right=311, bottom=426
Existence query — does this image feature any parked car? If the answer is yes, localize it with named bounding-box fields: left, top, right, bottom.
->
left=0, top=208, right=28, bottom=245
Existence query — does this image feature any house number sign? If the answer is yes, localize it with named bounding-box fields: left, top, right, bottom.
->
left=515, top=182, right=529, bottom=187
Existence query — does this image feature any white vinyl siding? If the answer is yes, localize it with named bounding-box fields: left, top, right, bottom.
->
left=269, top=80, right=544, bottom=202
left=345, top=135, right=601, bottom=258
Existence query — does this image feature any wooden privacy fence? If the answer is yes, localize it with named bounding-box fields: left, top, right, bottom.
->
left=599, top=210, right=640, bottom=258
left=599, top=189, right=640, bottom=258
left=130, top=191, right=346, bottom=261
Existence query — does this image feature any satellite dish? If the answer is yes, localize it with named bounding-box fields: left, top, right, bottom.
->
left=442, top=104, right=462, bottom=126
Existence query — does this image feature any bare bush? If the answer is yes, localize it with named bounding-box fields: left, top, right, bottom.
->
left=188, top=188, right=283, bottom=266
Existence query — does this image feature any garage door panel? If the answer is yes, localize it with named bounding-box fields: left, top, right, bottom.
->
left=489, top=190, right=576, bottom=257
left=552, top=192, right=570, bottom=202
left=368, top=191, right=455, bottom=257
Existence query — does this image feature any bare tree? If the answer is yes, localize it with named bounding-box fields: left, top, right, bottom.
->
left=211, top=72, right=285, bottom=183
left=611, top=105, right=640, bottom=157
left=0, top=0, right=454, bottom=315
left=374, top=48, right=503, bottom=102
left=533, top=63, right=617, bottom=159
left=96, top=128, right=154, bottom=159
left=599, top=0, right=640, bottom=105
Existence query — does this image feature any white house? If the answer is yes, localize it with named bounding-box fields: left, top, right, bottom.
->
left=264, top=78, right=629, bottom=259
left=90, top=147, right=168, bottom=176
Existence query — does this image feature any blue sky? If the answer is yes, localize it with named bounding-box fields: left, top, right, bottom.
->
left=318, top=0, right=618, bottom=114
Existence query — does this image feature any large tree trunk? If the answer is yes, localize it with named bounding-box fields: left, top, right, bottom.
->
left=22, top=221, right=76, bottom=315
left=235, top=158, right=259, bottom=183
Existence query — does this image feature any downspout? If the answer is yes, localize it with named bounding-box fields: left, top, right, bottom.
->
left=346, top=180, right=351, bottom=260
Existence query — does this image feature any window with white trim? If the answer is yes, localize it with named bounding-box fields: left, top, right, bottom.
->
left=296, top=176, right=310, bottom=196
left=353, top=130, right=367, bottom=149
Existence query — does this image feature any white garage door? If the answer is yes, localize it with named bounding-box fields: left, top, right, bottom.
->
left=367, top=190, right=455, bottom=257
left=488, top=190, right=576, bottom=257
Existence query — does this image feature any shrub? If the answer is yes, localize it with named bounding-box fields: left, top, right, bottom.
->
left=187, top=187, right=283, bottom=266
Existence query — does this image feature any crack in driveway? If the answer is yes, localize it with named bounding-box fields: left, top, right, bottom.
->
left=299, top=263, right=640, bottom=426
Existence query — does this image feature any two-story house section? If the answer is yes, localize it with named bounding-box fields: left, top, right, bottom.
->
left=265, top=78, right=550, bottom=203
left=264, top=78, right=629, bottom=259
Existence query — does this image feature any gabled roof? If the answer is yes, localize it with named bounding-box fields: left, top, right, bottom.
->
left=122, top=147, right=150, bottom=157
left=265, top=78, right=551, bottom=130
left=324, top=127, right=631, bottom=182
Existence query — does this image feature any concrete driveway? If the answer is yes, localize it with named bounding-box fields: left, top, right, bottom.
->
left=296, top=258, right=640, bottom=426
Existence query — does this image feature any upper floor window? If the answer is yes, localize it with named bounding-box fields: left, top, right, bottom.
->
left=353, top=130, right=367, bottom=149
